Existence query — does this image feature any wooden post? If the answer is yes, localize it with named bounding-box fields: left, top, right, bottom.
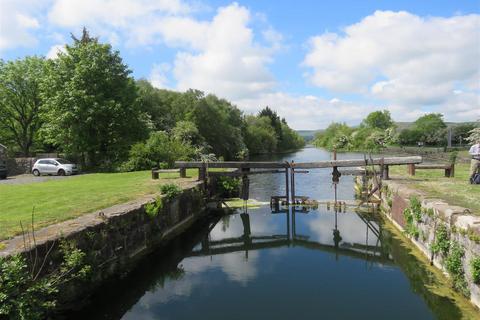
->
left=408, top=163, right=416, bottom=176
left=198, top=165, right=206, bottom=181
left=151, top=168, right=159, bottom=180
left=445, top=164, right=455, bottom=178
left=179, top=167, right=186, bottom=178
left=383, top=165, right=390, bottom=180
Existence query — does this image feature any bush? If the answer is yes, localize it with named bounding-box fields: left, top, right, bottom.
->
left=431, top=224, right=450, bottom=256
left=121, top=131, right=196, bottom=171
left=470, top=256, right=480, bottom=284
left=445, top=241, right=469, bottom=297
left=160, top=183, right=182, bottom=200
left=0, top=241, right=90, bottom=320
left=217, top=176, right=240, bottom=198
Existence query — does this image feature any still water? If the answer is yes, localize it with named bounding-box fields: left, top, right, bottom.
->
left=74, top=147, right=467, bottom=320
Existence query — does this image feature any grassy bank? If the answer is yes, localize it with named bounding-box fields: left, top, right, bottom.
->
left=0, top=170, right=197, bottom=240
left=389, top=163, right=480, bottom=215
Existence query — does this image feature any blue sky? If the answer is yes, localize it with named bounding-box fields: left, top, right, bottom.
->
left=1, top=0, right=479, bottom=129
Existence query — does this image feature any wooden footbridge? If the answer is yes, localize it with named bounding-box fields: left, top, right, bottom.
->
left=175, top=156, right=422, bottom=204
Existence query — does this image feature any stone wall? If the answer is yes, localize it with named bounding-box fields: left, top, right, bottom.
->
left=0, top=181, right=207, bottom=307
left=377, top=179, right=480, bottom=309
left=6, top=157, right=36, bottom=175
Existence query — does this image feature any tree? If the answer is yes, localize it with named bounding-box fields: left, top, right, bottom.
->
left=244, top=116, right=278, bottom=154
left=413, top=113, right=447, bottom=145
left=41, top=29, right=147, bottom=167
left=121, top=131, right=196, bottom=171
left=453, top=123, right=477, bottom=144
left=0, top=56, right=47, bottom=155
left=362, top=110, right=394, bottom=130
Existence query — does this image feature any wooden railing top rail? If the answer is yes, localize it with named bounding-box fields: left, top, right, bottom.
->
left=175, top=156, right=422, bottom=169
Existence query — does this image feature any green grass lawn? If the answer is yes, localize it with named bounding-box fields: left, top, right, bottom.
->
left=0, top=170, right=198, bottom=241
left=389, top=163, right=480, bottom=215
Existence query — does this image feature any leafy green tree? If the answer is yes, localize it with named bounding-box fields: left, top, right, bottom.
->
left=362, top=110, right=394, bottom=130
left=187, top=93, right=245, bottom=160
left=121, top=131, right=196, bottom=170
left=453, top=123, right=476, bottom=144
left=258, top=106, right=283, bottom=143
left=41, top=29, right=147, bottom=168
left=244, top=116, right=278, bottom=154
left=313, top=123, right=354, bottom=149
left=413, top=113, right=447, bottom=145
left=172, top=120, right=204, bottom=146
left=0, top=57, right=47, bottom=155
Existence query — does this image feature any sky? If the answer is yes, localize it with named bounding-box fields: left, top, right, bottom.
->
left=0, top=0, right=479, bottom=129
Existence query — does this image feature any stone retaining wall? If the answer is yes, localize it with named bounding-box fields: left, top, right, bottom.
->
left=0, top=181, right=207, bottom=307
left=377, top=179, right=480, bottom=309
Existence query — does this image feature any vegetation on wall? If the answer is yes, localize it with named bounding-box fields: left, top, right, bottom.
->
left=0, top=241, right=90, bottom=320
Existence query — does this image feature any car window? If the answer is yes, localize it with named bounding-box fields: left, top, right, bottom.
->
left=38, top=160, right=48, bottom=164
left=48, top=160, right=58, bottom=165
left=56, top=158, right=71, bottom=164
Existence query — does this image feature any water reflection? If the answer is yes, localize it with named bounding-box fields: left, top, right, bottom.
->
left=72, top=147, right=467, bottom=320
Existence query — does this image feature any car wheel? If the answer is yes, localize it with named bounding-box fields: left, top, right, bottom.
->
left=32, top=169, right=40, bottom=176
left=58, top=169, right=65, bottom=176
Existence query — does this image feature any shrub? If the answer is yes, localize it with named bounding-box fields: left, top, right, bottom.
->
left=470, top=256, right=480, bottom=284
left=217, top=176, right=240, bottom=198
left=145, top=197, right=163, bottom=218
left=445, top=241, right=469, bottom=297
left=121, top=131, right=196, bottom=171
left=160, top=183, right=182, bottom=200
left=431, top=224, right=450, bottom=257
left=0, top=241, right=90, bottom=320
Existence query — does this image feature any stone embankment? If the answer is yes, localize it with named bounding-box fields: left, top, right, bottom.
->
left=0, top=181, right=207, bottom=306
left=372, top=179, right=480, bottom=309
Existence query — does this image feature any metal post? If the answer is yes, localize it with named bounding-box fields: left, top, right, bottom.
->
left=290, top=161, right=295, bottom=204
left=285, top=166, right=290, bottom=204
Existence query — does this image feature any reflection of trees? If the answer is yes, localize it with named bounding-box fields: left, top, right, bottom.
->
left=381, top=227, right=463, bottom=320
left=190, top=209, right=392, bottom=264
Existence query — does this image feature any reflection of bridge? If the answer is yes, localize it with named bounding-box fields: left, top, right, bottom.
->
left=188, top=208, right=392, bottom=265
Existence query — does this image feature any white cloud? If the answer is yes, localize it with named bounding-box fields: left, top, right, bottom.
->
left=169, top=3, right=277, bottom=100
left=236, top=92, right=373, bottom=130
left=0, top=0, right=42, bottom=51
left=303, top=11, right=480, bottom=116
left=149, top=63, right=171, bottom=89
left=46, top=44, right=66, bottom=59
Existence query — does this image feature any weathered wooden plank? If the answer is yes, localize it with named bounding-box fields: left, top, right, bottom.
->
left=415, top=164, right=451, bottom=169
left=292, top=156, right=422, bottom=169
left=208, top=169, right=286, bottom=177
left=175, top=161, right=288, bottom=169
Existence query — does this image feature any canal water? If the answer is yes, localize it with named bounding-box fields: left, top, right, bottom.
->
left=73, top=147, right=467, bottom=320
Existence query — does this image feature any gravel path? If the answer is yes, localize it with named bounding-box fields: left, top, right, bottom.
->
left=0, top=174, right=79, bottom=185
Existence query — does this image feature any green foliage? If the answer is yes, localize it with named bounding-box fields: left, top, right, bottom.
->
left=361, top=110, right=394, bottom=130
left=466, top=127, right=480, bottom=143
left=453, top=123, right=476, bottom=144
left=445, top=241, right=469, bottom=297
left=403, top=208, right=420, bottom=239
left=313, top=110, right=397, bottom=151
left=399, top=113, right=447, bottom=146
left=449, top=151, right=458, bottom=164
left=244, top=116, right=278, bottom=154
left=121, top=131, right=196, bottom=171
left=217, top=176, right=241, bottom=198
left=470, top=256, right=480, bottom=284
left=145, top=197, right=163, bottom=218
left=0, top=241, right=90, bottom=320
left=160, top=183, right=182, bottom=200
left=409, top=196, right=422, bottom=222
left=0, top=56, right=47, bottom=156
left=40, top=29, right=147, bottom=168
left=431, top=224, right=450, bottom=256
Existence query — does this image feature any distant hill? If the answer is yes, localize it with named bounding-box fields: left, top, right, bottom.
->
left=296, top=130, right=320, bottom=142
left=395, top=121, right=477, bottom=131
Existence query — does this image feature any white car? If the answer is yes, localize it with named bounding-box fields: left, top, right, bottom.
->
left=32, top=158, right=79, bottom=176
